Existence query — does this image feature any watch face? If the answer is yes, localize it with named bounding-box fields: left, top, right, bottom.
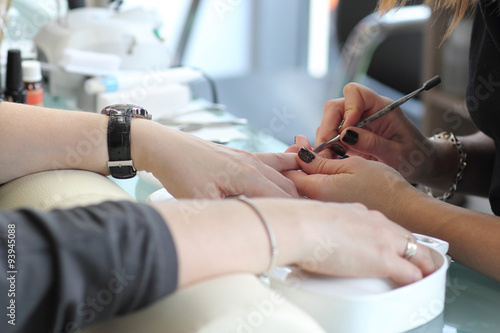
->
left=101, top=104, right=152, bottom=120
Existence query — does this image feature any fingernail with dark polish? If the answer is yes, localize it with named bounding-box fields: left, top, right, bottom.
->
left=298, top=147, right=315, bottom=163
left=294, top=136, right=297, bottom=145
left=331, top=144, right=346, bottom=157
left=343, top=130, right=359, bottom=145
left=338, top=154, right=350, bottom=159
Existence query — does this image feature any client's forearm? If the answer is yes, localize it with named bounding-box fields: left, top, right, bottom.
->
left=153, top=199, right=308, bottom=288
left=0, top=102, right=110, bottom=182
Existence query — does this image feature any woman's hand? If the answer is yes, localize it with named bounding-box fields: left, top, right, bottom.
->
left=315, top=83, right=441, bottom=185
left=289, top=200, right=436, bottom=285
left=156, top=198, right=436, bottom=288
left=133, top=120, right=300, bottom=199
left=283, top=147, right=426, bottom=220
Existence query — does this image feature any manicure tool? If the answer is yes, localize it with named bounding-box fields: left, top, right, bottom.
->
left=313, top=75, right=441, bottom=154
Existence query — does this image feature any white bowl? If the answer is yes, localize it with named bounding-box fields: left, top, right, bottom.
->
left=271, top=240, right=449, bottom=333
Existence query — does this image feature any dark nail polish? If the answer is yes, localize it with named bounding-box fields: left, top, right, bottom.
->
left=338, top=154, right=350, bottom=159
left=298, top=147, right=315, bottom=163
left=343, top=130, right=359, bottom=145
left=294, top=136, right=297, bottom=145
left=331, top=144, right=346, bottom=157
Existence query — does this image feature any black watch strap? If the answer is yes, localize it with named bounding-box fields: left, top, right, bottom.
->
left=107, top=110, right=136, bottom=179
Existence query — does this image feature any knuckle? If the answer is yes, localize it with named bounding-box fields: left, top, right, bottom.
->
left=363, top=133, right=378, bottom=151
left=282, top=177, right=297, bottom=191
left=367, top=209, right=388, bottom=221
left=376, top=249, right=394, bottom=274
left=240, top=150, right=256, bottom=160
left=272, top=153, right=287, bottom=164
left=349, top=202, right=369, bottom=212
left=342, top=82, right=359, bottom=96
left=316, top=126, right=322, bottom=136
left=344, top=155, right=365, bottom=167
left=240, top=163, right=259, bottom=176
left=323, top=99, right=339, bottom=111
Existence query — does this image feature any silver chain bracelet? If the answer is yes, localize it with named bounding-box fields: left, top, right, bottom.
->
left=422, top=132, right=467, bottom=201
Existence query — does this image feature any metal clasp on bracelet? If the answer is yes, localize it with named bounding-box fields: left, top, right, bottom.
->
left=108, top=160, right=135, bottom=169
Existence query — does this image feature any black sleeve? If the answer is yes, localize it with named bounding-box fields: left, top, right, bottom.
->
left=0, top=201, right=178, bottom=333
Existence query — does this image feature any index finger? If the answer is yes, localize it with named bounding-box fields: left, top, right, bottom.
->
left=406, top=243, right=438, bottom=277
left=342, top=83, right=394, bottom=129
left=255, top=153, right=300, bottom=172
left=315, top=98, right=345, bottom=148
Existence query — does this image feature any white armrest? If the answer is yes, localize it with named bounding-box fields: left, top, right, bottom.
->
left=0, top=171, right=325, bottom=332
left=85, top=274, right=326, bottom=333
left=0, top=170, right=134, bottom=211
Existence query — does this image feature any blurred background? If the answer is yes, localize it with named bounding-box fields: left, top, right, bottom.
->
left=1, top=0, right=473, bottom=145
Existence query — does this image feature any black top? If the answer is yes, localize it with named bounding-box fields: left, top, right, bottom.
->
left=0, top=201, right=178, bottom=332
left=467, top=0, right=500, bottom=215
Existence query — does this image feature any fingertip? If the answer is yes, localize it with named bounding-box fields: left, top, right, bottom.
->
left=390, top=259, right=424, bottom=286
left=298, top=147, right=316, bottom=163
left=295, top=135, right=312, bottom=149
left=341, top=129, right=359, bottom=145
left=330, top=144, right=346, bottom=157
left=413, top=245, right=439, bottom=277
left=410, top=267, right=424, bottom=283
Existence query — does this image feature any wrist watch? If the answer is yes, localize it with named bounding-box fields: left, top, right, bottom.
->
left=101, top=104, right=152, bottom=179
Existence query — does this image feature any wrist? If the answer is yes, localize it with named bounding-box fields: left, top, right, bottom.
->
left=130, top=118, right=155, bottom=174
left=130, top=119, right=183, bottom=176
left=251, top=199, right=311, bottom=267
left=391, top=185, right=435, bottom=232
left=419, top=137, right=460, bottom=190
left=154, top=198, right=310, bottom=286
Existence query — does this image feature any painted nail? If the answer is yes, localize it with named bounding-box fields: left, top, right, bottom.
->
left=342, top=130, right=359, bottom=145
left=294, top=136, right=297, bottom=145
left=298, top=147, right=315, bottom=163
left=330, top=144, right=346, bottom=157
left=338, top=154, right=350, bottom=159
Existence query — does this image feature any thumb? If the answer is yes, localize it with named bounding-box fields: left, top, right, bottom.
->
left=340, top=127, right=400, bottom=163
left=297, top=148, right=346, bottom=175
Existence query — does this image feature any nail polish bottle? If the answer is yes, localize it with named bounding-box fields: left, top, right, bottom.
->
left=5, top=49, right=27, bottom=104
left=22, top=60, right=44, bottom=106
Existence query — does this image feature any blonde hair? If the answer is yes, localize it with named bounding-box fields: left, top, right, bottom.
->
left=377, top=0, right=477, bottom=38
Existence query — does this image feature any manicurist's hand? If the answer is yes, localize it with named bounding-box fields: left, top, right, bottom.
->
left=283, top=146, right=426, bottom=220
left=133, top=119, right=300, bottom=199
left=315, top=83, right=443, bottom=185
